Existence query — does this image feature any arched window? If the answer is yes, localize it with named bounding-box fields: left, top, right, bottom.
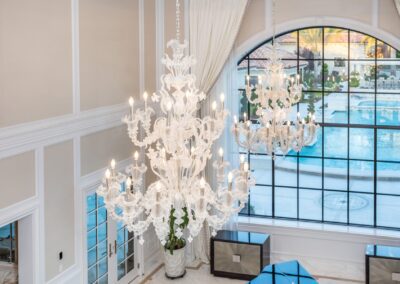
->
left=238, top=27, right=400, bottom=229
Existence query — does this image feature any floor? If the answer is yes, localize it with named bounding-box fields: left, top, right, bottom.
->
left=0, top=263, right=18, bottom=284
left=143, top=264, right=358, bottom=284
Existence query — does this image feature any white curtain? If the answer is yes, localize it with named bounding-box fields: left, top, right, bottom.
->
left=189, top=0, right=248, bottom=94
left=395, top=0, right=400, bottom=16
left=185, top=0, right=248, bottom=265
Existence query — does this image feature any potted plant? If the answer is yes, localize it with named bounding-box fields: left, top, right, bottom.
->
left=163, top=208, right=189, bottom=279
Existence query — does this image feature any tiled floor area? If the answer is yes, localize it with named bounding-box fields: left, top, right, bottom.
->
left=0, top=263, right=18, bottom=284
left=143, top=264, right=358, bottom=284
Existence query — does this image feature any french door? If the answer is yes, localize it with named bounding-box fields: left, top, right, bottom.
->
left=86, top=192, right=140, bottom=284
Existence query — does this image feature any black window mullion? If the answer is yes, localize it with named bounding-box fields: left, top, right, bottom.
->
left=9, top=224, right=13, bottom=263
left=374, top=39, right=378, bottom=227
left=297, top=30, right=300, bottom=220
left=272, top=156, right=275, bottom=218
left=321, top=27, right=325, bottom=222
left=272, top=36, right=275, bottom=219
left=247, top=57, right=251, bottom=216
left=347, top=30, right=351, bottom=225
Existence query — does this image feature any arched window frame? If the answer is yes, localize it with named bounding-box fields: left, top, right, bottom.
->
left=238, top=26, right=400, bottom=230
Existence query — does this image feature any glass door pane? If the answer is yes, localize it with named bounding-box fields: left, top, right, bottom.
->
left=116, top=223, right=135, bottom=282
left=87, top=191, right=140, bottom=284
left=87, top=193, right=108, bottom=284
left=107, top=219, right=138, bottom=284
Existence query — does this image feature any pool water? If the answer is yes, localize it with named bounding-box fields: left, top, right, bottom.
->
left=290, top=101, right=400, bottom=171
left=329, top=109, right=400, bottom=125
left=359, top=101, right=400, bottom=108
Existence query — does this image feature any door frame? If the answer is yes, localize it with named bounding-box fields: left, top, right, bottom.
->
left=83, top=187, right=143, bottom=284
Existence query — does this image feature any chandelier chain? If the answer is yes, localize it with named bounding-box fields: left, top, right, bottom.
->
left=272, top=0, right=276, bottom=43
left=176, top=0, right=180, bottom=41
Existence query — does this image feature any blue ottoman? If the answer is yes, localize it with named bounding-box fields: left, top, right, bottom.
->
left=249, top=260, right=318, bottom=284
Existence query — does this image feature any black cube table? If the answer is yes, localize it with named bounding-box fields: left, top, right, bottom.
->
left=211, top=230, right=270, bottom=280
left=249, top=260, right=318, bottom=284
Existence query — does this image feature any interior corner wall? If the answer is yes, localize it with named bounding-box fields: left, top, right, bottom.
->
left=44, top=140, right=75, bottom=281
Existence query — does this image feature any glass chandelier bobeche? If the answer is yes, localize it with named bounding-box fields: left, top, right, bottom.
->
left=97, top=0, right=252, bottom=245
left=233, top=0, right=318, bottom=156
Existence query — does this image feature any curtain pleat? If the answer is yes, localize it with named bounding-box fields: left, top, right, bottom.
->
left=186, top=0, right=248, bottom=264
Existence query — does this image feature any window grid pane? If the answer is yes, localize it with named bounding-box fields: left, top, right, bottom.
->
left=117, top=223, right=135, bottom=281
left=87, top=193, right=108, bottom=284
left=238, top=27, right=400, bottom=230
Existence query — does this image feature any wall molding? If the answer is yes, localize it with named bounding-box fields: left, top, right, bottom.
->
left=0, top=103, right=129, bottom=160
left=0, top=197, right=38, bottom=228
left=79, top=157, right=133, bottom=191
left=46, top=263, right=81, bottom=284
left=73, top=136, right=84, bottom=283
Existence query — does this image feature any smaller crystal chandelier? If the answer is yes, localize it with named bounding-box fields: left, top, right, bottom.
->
left=232, top=0, right=318, bottom=156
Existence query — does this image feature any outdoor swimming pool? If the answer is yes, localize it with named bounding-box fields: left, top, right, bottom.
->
left=290, top=100, right=400, bottom=171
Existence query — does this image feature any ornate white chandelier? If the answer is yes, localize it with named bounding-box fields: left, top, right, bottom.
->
left=233, top=1, right=318, bottom=156
left=97, top=0, right=252, bottom=245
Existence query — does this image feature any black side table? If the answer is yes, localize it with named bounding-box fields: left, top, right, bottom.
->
left=366, top=244, right=400, bottom=284
left=210, top=230, right=270, bottom=280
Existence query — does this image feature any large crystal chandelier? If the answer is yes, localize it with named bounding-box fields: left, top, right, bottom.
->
left=233, top=0, right=318, bottom=156
left=97, top=0, right=251, bottom=245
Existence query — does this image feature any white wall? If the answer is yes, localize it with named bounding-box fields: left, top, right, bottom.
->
left=0, top=0, right=158, bottom=282
left=44, top=141, right=75, bottom=281
left=18, top=215, right=35, bottom=284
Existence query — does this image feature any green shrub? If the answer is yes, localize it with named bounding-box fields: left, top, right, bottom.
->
left=164, top=208, right=189, bottom=255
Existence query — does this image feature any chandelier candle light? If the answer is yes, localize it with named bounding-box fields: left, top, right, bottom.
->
left=97, top=0, right=252, bottom=278
left=233, top=0, right=318, bottom=156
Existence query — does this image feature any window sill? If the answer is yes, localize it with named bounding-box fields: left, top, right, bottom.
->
left=238, top=216, right=400, bottom=241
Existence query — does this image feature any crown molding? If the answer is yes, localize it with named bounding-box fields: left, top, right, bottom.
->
left=0, top=103, right=129, bottom=159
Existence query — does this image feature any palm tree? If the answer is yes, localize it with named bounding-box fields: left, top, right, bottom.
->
left=299, top=28, right=323, bottom=57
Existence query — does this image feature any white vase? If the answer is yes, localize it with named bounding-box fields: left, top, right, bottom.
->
left=164, top=246, right=186, bottom=279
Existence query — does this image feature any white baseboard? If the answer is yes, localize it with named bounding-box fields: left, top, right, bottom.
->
left=129, top=249, right=163, bottom=284
left=46, top=264, right=81, bottom=284
left=144, top=249, right=163, bottom=276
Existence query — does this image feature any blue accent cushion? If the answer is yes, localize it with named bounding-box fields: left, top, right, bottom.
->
left=249, top=260, right=318, bottom=284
